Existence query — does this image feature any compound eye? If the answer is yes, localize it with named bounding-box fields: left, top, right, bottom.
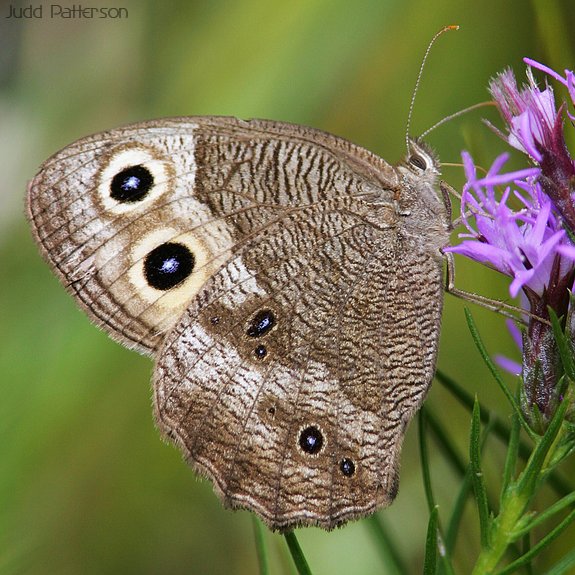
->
left=409, top=154, right=427, bottom=170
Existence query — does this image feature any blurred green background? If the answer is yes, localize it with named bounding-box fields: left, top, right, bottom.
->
left=1, top=1, right=575, bottom=573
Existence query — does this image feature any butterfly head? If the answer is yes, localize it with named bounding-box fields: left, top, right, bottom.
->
left=401, top=138, right=440, bottom=180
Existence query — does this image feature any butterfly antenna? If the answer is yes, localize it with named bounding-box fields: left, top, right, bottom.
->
left=405, top=24, right=459, bottom=154
left=419, top=101, right=496, bottom=139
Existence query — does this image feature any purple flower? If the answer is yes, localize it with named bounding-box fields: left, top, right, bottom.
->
left=449, top=59, right=575, bottom=304
left=445, top=152, right=569, bottom=299
left=488, top=59, right=575, bottom=232
left=524, top=59, right=575, bottom=118
left=449, top=59, right=575, bottom=423
left=489, top=68, right=556, bottom=162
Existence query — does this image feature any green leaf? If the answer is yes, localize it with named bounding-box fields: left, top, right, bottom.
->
left=464, top=309, right=533, bottom=437
left=470, top=398, right=490, bottom=549
left=252, top=516, right=269, bottom=575
left=501, top=412, right=521, bottom=499
left=445, top=468, right=473, bottom=555
left=284, top=531, right=313, bottom=575
left=423, top=506, right=439, bottom=575
left=419, top=408, right=436, bottom=513
left=496, top=507, right=575, bottom=575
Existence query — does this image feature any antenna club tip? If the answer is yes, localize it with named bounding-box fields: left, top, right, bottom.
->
left=446, top=24, right=460, bottom=31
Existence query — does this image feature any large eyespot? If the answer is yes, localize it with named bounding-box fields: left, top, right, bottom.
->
left=144, top=242, right=195, bottom=290
left=409, top=154, right=427, bottom=170
left=96, top=144, right=174, bottom=214
left=126, top=227, right=213, bottom=318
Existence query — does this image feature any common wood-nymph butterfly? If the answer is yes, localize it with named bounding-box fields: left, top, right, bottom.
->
left=27, top=115, right=449, bottom=530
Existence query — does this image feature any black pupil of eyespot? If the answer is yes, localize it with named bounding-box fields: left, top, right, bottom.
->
left=254, top=344, right=267, bottom=358
left=247, top=309, right=275, bottom=338
left=299, top=426, right=323, bottom=454
left=144, top=242, right=194, bottom=290
left=110, top=164, right=154, bottom=202
left=340, top=458, right=355, bottom=477
left=409, top=155, right=426, bottom=170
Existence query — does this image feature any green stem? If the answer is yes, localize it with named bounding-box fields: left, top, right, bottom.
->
left=284, top=531, right=313, bottom=575
left=497, top=507, right=575, bottom=575
left=470, top=399, right=490, bottom=549
left=252, top=516, right=269, bottom=575
left=472, top=487, right=531, bottom=575
left=419, top=409, right=436, bottom=513
left=471, top=399, right=570, bottom=574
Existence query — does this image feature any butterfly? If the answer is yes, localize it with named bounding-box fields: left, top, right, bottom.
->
left=27, top=115, right=449, bottom=530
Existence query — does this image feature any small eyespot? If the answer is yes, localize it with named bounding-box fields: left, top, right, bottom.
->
left=340, top=458, right=355, bottom=477
left=110, top=165, right=154, bottom=203
left=409, top=154, right=427, bottom=170
left=210, top=316, right=220, bottom=325
left=144, top=242, right=195, bottom=290
left=254, top=344, right=268, bottom=359
left=247, top=309, right=276, bottom=338
left=299, top=425, right=324, bottom=455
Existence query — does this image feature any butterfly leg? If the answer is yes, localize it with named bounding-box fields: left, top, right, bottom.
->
left=442, top=250, right=551, bottom=326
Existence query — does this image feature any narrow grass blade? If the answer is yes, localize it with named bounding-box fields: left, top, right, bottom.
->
left=549, top=309, right=575, bottom=381
left=521, top=533, right=534, bottom=575
left=470, top=399, right=490, bottom=549
left=464, top=308, right=533, bottom=436
left=501, top=412, right=521, bottom=498
left=284, top=531, right=313, bottom=575
left=252, top=516, right=269, bottom=575
left=445, top=468, right=473, bottom=554
left=419, top=408, right=436, bottom=513
left=497, top=508, right=575, bottom=575
left=423, top=506, right=439, bottom=575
